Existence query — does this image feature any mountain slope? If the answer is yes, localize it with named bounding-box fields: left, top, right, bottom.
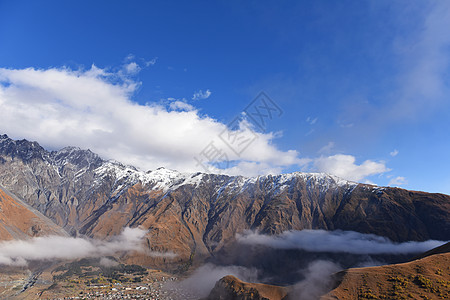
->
left=322, top=252, right=450, bottom=300
left=0, top=134, right=449, bottom=265
left=0, top=186, right=67, bottom=240
left=205, top=275, right=290, bottom=300
left=204, top=243, right=450, bottom=300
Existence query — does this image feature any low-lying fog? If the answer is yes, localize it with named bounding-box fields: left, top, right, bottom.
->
left=169, top=229, right=447, bottom=299
left=0, top=228, right=446, bottom=300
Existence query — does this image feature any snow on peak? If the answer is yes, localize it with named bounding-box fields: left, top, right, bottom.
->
left=93, top=158, right=360, bottom=196
left=253, top=172, right=357, bottom=190
left=94, top=160, right=204, bottom=193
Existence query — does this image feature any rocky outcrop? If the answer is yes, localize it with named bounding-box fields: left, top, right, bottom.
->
left=205, top=275, right=289, bottom=300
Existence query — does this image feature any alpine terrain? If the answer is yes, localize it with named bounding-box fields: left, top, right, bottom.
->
left=0, top=133, right=449, bottom=299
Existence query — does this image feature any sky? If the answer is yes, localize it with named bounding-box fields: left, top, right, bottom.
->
left=0, top=0, right=449, bottom=194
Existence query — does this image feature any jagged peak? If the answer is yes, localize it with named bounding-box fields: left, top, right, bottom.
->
left=0, top=134, right=48, bottom=162
left=50, top=145, right=103, bottom=170
left=0, top=134, right=362, bottom=191
left=56, top=146, right=82, bottom=153
left=54, top=146, right=99, bottom=157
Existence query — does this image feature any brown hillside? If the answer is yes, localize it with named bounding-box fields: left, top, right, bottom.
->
left=206, top=275, right=290, bottom=300
left=0, top=187, right=67, bottom=240
left=323, top=253, right=450, bottom=300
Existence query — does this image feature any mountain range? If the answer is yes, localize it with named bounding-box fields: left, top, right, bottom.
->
left=0, top=133, right=449, bottom=266
left=0, top=133, right=449, bottom=299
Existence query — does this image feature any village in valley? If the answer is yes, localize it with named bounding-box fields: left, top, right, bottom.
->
left=0, top=258, right=197, bottom=300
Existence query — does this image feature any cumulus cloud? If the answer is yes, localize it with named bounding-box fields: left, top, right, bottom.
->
left=0, top=65, right=396, bottom=181
left=237, top=229, right=446, bottom=255
left=192, top=89, right=211, bottom=100
left=388, top=176, right=407, bottom=187
left=313, top=154, right=390, bottom=181
left=0, top=66, right=300, bottom=176
left=0, top=227, right=151, bottom=266
left=145, top=57, right=157, bottom=67
left=124, top=62, right=141, bottom=75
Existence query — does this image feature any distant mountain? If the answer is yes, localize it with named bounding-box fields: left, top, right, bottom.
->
left=0, top=134, right=449, bottom=267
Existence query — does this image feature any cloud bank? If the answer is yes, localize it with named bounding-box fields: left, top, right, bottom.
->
left=389, top=176, right=408, bottom=187
left=0, top=227, right=153, bottom=266
left=313, top=154, right=390, bottom=182
left=0, top=65, right=300, bottom=177
left=237, top=229, right=446, bottom=255
left=0, top=64, right=392, bottom=181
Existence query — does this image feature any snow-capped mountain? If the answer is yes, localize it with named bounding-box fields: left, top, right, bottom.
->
left=0, top=134, right=449, bottom=266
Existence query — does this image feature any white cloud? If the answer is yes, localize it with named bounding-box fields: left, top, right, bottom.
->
left=169, top=100, right=194, bottom=111
left=0, top=66, right=299, bottom=176
left=0, top=227, right=152, bottom=266
left=125, top=54, right=135, bottom=61
left=306, top=116, right=317, bottom=125
left=364, top=179, right=376, bottom=185
left=313, top=154, right=390, bottom=182
left=145, top=57, right=157, bottom=67
left=0, top=66, right=396, bottom=181
left=318, top=141, right=334, bottom=154
left=338, top=122, right=354, bottom=128
left=124, top=54, right=156, bottom=72
left=305, top=129, right=315, bottom=136
left=125, top=54, right=157, bottom=68
left=388, top=176, right=407, bottom=187
left=390, top=149, right=399, bottom=157
left=237, top=229, right=446, bottom=255
left=192, top=89, right=211, bottom=100
left=387, top=2, right=450, bottom=119
left=124, top=62, right=141, bottom=74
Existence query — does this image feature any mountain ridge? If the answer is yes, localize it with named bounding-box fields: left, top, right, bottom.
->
left=0, top=133, right=449, bottom=268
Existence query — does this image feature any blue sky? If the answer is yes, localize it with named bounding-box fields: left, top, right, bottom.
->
left=0, top=0, right=449, bottom=194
